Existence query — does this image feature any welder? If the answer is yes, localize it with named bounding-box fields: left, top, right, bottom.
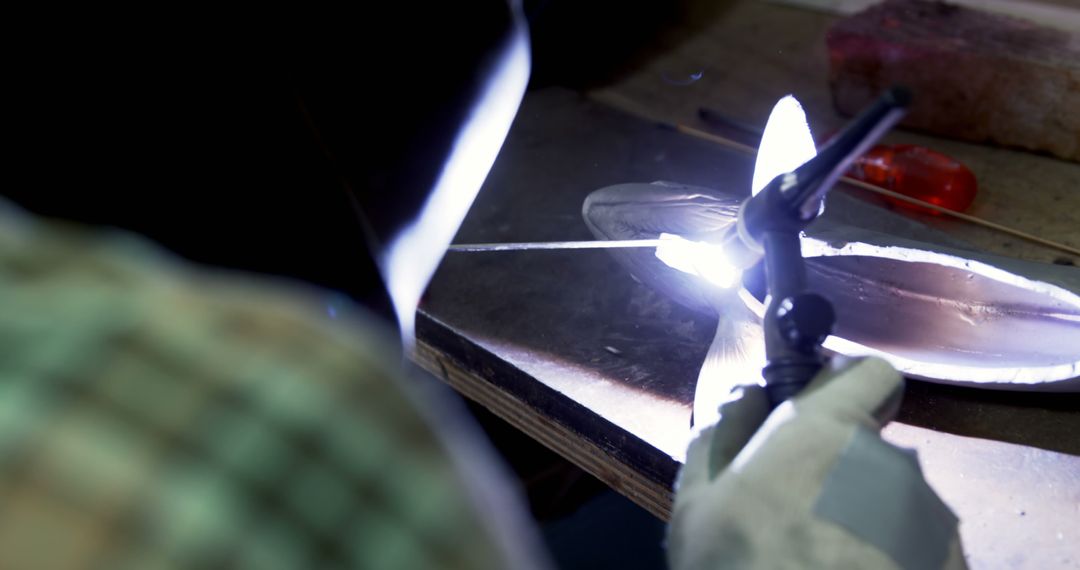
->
left=0, top=1, right=963, bottom=568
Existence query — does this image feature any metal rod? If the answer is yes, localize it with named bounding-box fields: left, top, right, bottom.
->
left=674, top=125, right=1080, bottom=258
left=447, top=239, right=667, bottom=252
left=591, top=92, right=1080, bottom=258
left=839, top=178, right=1080, bottom=257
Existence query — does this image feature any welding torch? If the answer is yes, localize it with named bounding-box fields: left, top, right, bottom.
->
left=720, top=87, right=911, bottom=408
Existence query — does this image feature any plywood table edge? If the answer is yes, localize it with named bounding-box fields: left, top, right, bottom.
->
left=413, top=337, right=676, bottom=521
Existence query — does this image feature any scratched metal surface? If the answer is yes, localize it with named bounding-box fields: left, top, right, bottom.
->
left=419, top=87, right=1080, bottom=566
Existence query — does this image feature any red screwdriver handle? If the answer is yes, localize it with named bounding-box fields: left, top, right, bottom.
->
left=848, top=144, right=978, bottom=213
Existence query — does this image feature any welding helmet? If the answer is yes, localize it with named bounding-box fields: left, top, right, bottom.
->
left=293, top=2, right=531, bottom=345
left=7, top=2, right=529, bottom=351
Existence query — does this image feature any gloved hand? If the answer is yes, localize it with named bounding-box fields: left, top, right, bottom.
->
left=668, top=357, right=967, bottom=570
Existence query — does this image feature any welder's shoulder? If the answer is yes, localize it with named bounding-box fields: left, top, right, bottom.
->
left=0, top=207, right=503, bottom=569
left=0, top=198, right=397, bottom=400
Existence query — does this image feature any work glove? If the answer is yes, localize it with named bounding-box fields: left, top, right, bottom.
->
left=668, top=356, right=967, bottom=570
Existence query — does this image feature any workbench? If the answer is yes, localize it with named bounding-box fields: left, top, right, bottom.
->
left=416, top=3, right=1080, bottom=567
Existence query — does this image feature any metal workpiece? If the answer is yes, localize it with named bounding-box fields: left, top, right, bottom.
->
left=582, top=181, right=1080, bottom=391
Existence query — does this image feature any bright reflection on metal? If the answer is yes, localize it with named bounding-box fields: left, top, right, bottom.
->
left=382, top=32, right=530, bottom=347
left=752, top=95, right=817, bottom=196
left=654, top=231, right=765, bottom=432
left=582, top=181, right=1080, bottom=390
left=691, top=294, right=766, bottom=434
left=654, top=232, right=741, bottom=289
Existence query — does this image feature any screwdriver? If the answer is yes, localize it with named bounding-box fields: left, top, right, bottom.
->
left=698, top=107, right=978, bottom=213
left=847, top=143, right=977, bottom=214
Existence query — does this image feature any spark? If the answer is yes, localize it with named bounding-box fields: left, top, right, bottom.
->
left=654, top=233, right=740, bottom=289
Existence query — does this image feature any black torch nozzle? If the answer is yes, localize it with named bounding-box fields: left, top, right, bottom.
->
left=716, top=87, right=911, bottom=274
left=782, top=86, right=911, bottom=221
left=731, top=86, right=910, bottom=256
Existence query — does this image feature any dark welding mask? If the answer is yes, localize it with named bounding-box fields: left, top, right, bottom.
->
left=6, top=3, right=529, bottom=351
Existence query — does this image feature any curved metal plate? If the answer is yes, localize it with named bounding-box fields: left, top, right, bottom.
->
left=583, top=182, right=1080, bottom=391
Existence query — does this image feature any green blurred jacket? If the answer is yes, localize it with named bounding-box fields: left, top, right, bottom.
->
left=0, top=203, right=532, bottom=569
